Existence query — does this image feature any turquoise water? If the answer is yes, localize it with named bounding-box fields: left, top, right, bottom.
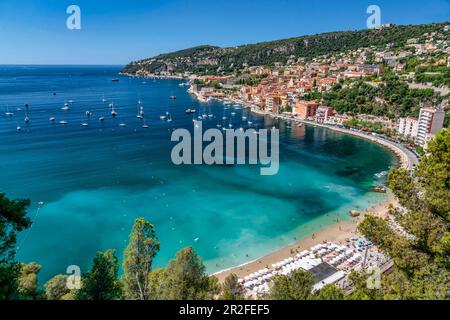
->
left=0, top=65, right=396, bottom=281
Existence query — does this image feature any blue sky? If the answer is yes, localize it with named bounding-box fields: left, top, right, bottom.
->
left=0, top=0, right=449, bottom=65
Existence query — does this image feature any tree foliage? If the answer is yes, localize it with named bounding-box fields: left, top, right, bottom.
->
left=0, top=193, right=31, bottom=300
left=161, top=247, right=219, bottom=300
left=123, top=218, right=160, bottom=300
left=218, top=273, right=246, bottom=300
left=44, top=275, right=72, bottom=300
left=76, top=249, right=123, bottom=300
left=17, top=262, right=42, bottom=299
left=267, top=269, right=315, bottom=300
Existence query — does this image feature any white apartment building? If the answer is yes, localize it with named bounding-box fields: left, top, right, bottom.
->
left=397, top=117, right=419, bottom=138
left=416, top=108, right=445, bottom=147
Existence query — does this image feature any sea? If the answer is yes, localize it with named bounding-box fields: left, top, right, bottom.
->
left=0, top=65, right=396, bottom=282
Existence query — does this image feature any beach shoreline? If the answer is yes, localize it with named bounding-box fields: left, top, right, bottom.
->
left=213, top=193, right=396, bottom=282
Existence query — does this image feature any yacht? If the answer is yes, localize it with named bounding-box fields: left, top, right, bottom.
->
left=119, top=122, right=127, bottom=127
left=49, top=117, right=56, bottom=122
left=59, top=120, right=68, bottom=125
left=81, top=122, right=89, bottom=127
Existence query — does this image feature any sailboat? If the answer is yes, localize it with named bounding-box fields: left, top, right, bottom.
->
left=24, top=106, right=30, bottom=124
left=136, top=102, right=144, bottom=119
left=5, top=106, right=14, bottom=117
left=111, top=105, right=117, bottom=117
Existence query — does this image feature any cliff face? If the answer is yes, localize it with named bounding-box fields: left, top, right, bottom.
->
left=122, top=22, right=449, bottom=76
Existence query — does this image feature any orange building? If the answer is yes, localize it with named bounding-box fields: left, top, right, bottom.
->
left=294, top=100, right=319, bottom=119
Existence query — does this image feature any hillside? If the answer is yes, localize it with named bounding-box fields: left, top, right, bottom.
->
left=122, top=22, right=449, bottom=76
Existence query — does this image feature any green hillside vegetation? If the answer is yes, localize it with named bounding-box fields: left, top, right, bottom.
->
left=123, top=22, right=449, bottom=76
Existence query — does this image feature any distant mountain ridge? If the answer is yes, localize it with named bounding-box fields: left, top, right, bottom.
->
left=122, top=22, right=449, bottom=76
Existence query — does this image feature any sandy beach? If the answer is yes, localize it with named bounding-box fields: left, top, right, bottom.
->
left=214, top=193, right=396, bottom=282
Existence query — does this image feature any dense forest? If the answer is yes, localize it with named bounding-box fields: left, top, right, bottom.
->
left=122, top=22, right=449, bottom=76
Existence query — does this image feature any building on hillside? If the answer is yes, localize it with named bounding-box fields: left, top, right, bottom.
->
left=315, top=106, right=334, bottom=124
left=397, top=117, right=419, bottom=138
left=266, top=95, right=282, bottom=114
left=327, top=114, right=353, bottom=125
left=294, top=100, right=319, bottom=119
left=416, top=108, right=445, bottom=147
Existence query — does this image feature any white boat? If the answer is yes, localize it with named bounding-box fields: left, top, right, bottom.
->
left=49, top=117, right=56, bottom=122
left=81, top=122, right=89, bottom=127
left=24, top=116, right=29, bottom=123
left=5, top=106, right=14, bottom=117
left=222, top=116, right=227, bottom=120
left=59, top=120, right=68, bottom=125
left=231, top=112, right=236, bottom=116
left=111, top=109, right=117, bottom=117
left=137, top=104, right=144, bottom=119
left=242, top=116, right=247, bottom=121
left=86, top=111, right=92, bottom=117
left=247, top=121, right=253, bottom=125
left=160, top=115, right=167, bottom=120
left=99, top=116, right=105, bottom=121
left=61, top=102, right=70, bottom=111
left=16, top=126, right=21, bottom=132
left=119, top=123, right=127, bottom=127
left=142, top=123, right=150, bottom=129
